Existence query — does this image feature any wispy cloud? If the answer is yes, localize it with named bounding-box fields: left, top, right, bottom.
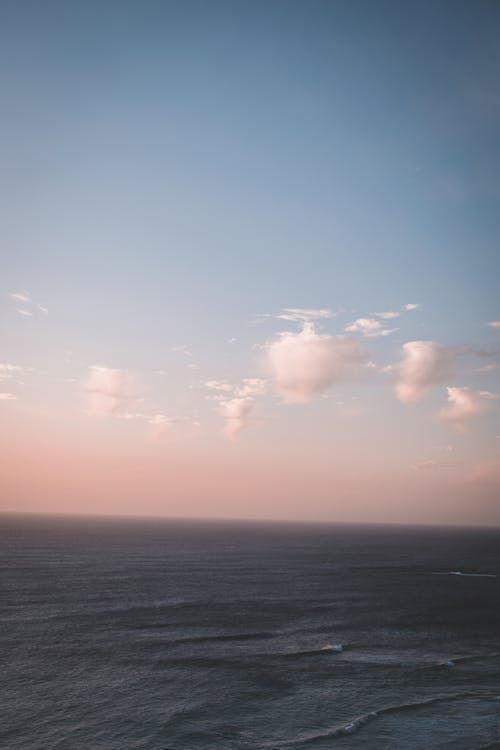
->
left=404, top=303, right=422, bottom=311
left=476, top=363, right=500, bottom=373
left=374, top=311, right=400, bottom=320
left=171, top=345, right=193, bottom=357
left=437, top=386, right=500, bottom=430
left=391, top=341, right=455, bottom=403
left=0, top=363, right=23, bottom=382
left=266, top=322, right=369, bottom=403
left=85, top=366, right=140, bottom=416
left=0, top=392, right=18, bottom=401
left=9, top=290, right=48, bottom=316
left=412, top=459, right=462, bottom=470
left=345, top=317, right=398, bottom=338
left=487, top=321, right=500, bottom=329
left=205, top=380, right=234, bottom=393
left=276, top=308, right=334, bottom=323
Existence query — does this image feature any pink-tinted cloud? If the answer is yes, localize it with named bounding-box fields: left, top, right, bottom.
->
left=85, top=366, right=139, bottom=415
left=0, top=392, right=18, bottom=401
left=266, top=323, right=368, bottom=403
left=487, top=321, right=500, bottom=329
left=404, top=303, right=422, bottom=311
left=219, top=397, right=255, bottom=440
left=236, top=378, right=268, bottom=396
left=436, top=386, right=499, bottom=430
left=392, top=341, right=455, bottom=403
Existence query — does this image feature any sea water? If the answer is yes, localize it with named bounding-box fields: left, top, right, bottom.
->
left=1, top=516, right=500, bottom=749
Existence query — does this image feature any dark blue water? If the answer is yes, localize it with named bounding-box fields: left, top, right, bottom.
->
left=1, top=516, right=500, bottom=749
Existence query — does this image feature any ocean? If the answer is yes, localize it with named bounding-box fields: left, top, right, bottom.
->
left=1, top=516, right=500, bottom=749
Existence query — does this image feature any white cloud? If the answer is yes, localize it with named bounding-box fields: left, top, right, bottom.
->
left=85, top=366, right=140, bottom=416
left=236, top=378, right=268, bottom=396
left=345, top=317, right=398, bottom=338
left=487, top=321, right=500, bottom=329
left=404, top=303, right=422, bottom=311
left=436, top=386, right=499, bottom=430
left=0, top=392, right=18, bottom=401
left=9, top=290, right=48, bottom=315
left=219, top=397, right=255, bottom=440
left=266, top=323, right=369, bottom=403
left=392, top=341, right=455, bottom=403
left=0, top=363, right=23, bottom=382
left=276, top=308, right=334, bottom=323
left=9, top=291, right=31, bottom=303
left=374, top=311, right=400, bottom=320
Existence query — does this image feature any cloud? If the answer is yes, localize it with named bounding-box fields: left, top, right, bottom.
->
left=345, top=317, right=398, bottom=338
left=276, top=308, right=334, bottom=323
left=412, top=459, right=462, bottom=470
left=148, top=413, right=178, bottom=439
left=266, top=323, right=369, bottom=403
left=374, top=311, right=400, bottom=320
left=205, top=380, right=234, bottom=393
left=404, top=303, right=422, bottom=311
left=0, top=363, right=23, bottom=382
left=0, top=392, right=18, bottom=401
left=85, top=366, right=140, bottom=415
left=219, top=397, right=255, bottom=440
left=9, top=290, right=48, bottom=315
left=436, top=386, right=499, bottom=430
left=487, top=321, right=500, bottom=329
left=236, top=378, right=268, bottom=396
left=392, top=341, right=455, bottom=403
left=171, top=345, right=193, bottom=357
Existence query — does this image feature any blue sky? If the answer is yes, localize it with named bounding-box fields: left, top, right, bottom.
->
left=1, top=1, right=499, bottom=523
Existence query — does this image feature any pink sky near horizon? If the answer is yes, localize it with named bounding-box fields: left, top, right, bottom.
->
left=1, top=319, right=499, bottom=526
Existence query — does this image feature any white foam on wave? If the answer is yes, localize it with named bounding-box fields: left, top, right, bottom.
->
left=271, top=691, right=486, bottom=747
left=432, top=571, right=497, bottom=578
left=321, top=643, right=343, bottom=652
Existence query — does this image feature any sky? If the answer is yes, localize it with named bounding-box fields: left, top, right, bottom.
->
left=1, top=0, right=499, bottom=525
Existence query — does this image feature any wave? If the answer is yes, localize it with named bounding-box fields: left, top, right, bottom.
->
left=279, top=692, right=486, bottom=746
left=432, top=571, right=497, bottom=578
left=430, top=653, right=500, bottom=670
left=282, top=643, right=343, bottom=658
